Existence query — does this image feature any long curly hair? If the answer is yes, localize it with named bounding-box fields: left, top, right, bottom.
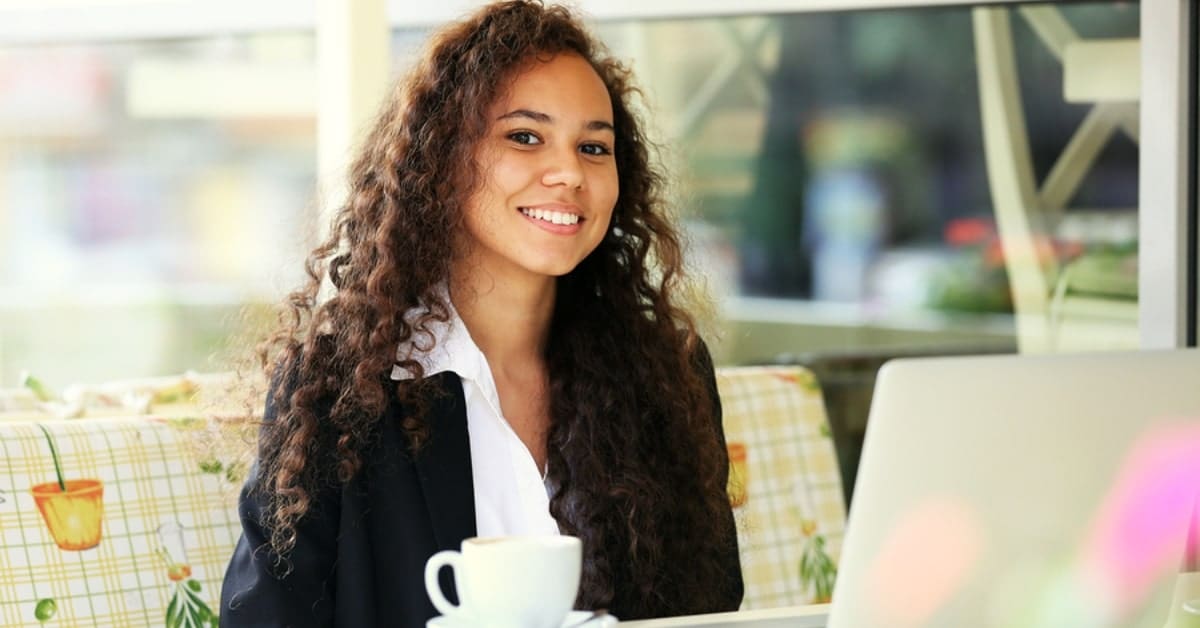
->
left=256, top=0, right=735, bottom=617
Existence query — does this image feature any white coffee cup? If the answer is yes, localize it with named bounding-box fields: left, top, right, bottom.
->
left=424, top=535, right=582, bottom=628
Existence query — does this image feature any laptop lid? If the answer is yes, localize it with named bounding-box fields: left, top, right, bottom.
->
left=828, top=349, right=1200, bottom=628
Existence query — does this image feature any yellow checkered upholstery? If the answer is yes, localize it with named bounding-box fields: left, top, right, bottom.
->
left=2, top=367, right=842, bottom=622
left=716, top=365, right=847, bottom=609
left=0, top=417, right=249, bottom=627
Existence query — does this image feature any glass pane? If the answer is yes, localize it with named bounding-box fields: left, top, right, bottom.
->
left=592, top=0, right=1139, bottom=539
left=595, top=2, right=1139, bottom=364
left=0, top=35, right=317, bottom=387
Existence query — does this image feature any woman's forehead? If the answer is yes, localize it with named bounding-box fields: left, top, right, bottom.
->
left=488, top=53, right=613, bottom=125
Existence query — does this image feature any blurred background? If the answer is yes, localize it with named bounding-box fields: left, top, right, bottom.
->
left=0, top=0, right=1169, bottom=494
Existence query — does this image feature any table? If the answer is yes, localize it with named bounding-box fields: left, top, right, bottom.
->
left=619, top=604, right=829, bottom=627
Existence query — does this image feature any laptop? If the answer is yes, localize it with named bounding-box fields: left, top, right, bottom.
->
left=621, top=349, right=1200, bottom=628
left=827, top=349, right=1200, bottom=628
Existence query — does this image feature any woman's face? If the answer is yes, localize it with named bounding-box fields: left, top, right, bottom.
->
left=460, top=52, right=618, bottom=283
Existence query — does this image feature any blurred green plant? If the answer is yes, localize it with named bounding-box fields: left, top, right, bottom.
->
left=799, top=521, right=837, bottom=604
left=22, top=373, right=55, bottom=402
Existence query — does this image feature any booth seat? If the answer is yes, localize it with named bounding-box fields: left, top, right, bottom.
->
left=716, top=366, right=846, bottom=609
left=0, top=365, right=844, bottom=626
left=0, top=415, right=250, bottom=627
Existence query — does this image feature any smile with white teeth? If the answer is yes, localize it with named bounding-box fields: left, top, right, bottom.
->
left=519, top=207, right=581, bottom=225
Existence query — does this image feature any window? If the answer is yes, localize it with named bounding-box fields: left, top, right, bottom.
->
left=590, top=3, right=1139, bottom=364
left=587, top=1, right=1141, bottom=504
left=0, top=34, right=317, bottom=386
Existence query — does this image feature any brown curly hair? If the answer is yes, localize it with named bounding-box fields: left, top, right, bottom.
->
left=255, top=0, right=737, bottom=618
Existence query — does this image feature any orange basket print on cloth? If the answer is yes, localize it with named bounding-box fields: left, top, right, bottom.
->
left=727, top=442, right=749, bottom=509
left=29, top=424, right=104, bottom=551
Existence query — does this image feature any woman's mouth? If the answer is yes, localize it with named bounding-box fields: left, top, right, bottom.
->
left=519, top=207, right=581, bottom=226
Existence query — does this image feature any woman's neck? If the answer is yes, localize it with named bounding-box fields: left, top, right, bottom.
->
left=449, top=268, right=555, bottom=375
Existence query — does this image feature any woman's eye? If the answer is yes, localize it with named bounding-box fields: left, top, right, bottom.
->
left=507, top=131, right=541, bottom=145
left=580, top=143, right=611, bottom=156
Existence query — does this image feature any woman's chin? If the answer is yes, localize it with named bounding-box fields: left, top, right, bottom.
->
left=520, top=256, right=589, bottom=279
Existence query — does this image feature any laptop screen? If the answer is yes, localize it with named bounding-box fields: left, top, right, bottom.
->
left=828, top=349, right=1200, bottom=628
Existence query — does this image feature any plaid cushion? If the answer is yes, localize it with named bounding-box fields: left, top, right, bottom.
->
left=717, top=366, right=847, bottom=609
left=0, top=417, right=249, bottom=627
left=2, top=366, right=844, bottom=622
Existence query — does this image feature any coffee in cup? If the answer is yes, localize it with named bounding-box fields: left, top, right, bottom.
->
left=424, top=535, right=582, bottom=628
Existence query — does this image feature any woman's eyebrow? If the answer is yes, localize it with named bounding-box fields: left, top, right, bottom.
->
left=498, top=108, right=551, bottom=123
left=497, top=108, right=614, bottom=133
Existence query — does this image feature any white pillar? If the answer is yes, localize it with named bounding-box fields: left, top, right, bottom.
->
left=1139, top=0, right=1192, bottom=348
left=316, top=0, right=389, bottom=243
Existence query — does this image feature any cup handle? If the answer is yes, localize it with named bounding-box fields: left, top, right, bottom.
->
left=424, top=550, right=463, bottom=618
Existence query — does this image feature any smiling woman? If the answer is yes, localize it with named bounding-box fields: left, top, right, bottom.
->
left=463, top=53, right=619, bottom=281
left=219, top=1, right=743, bottom=626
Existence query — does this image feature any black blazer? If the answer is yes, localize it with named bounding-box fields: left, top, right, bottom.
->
left=221, top=370, right=742, bottom=627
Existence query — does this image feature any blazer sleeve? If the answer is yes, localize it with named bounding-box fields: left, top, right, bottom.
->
left=220, top=368, right=341, bottom=628
left=698, top=341, right=746, bottom=611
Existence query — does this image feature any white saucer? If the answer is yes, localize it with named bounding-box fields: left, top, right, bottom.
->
left=427, top=610, right=617, bottom=628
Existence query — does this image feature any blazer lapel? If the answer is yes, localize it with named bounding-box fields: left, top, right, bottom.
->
left=412, top=372, right=478, bottom=551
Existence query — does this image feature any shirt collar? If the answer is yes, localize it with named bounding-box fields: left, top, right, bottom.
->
left=389, top=298, right=487, bottom=384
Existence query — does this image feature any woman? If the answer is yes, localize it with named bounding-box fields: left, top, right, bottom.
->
left=221, top=1, right=743, bottom=625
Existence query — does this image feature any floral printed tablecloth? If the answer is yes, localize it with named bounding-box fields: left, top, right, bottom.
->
left=0, top=416, right=252, bottom=627
left=1, top=365, right=842, bottom=622
left=718, top=366, right=847, bottom=609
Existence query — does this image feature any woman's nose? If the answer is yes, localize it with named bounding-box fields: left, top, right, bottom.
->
left=541, top=148, right=585, bottom=190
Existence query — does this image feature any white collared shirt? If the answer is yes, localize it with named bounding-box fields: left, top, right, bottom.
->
left=389, top=303, right=560, bottom=539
